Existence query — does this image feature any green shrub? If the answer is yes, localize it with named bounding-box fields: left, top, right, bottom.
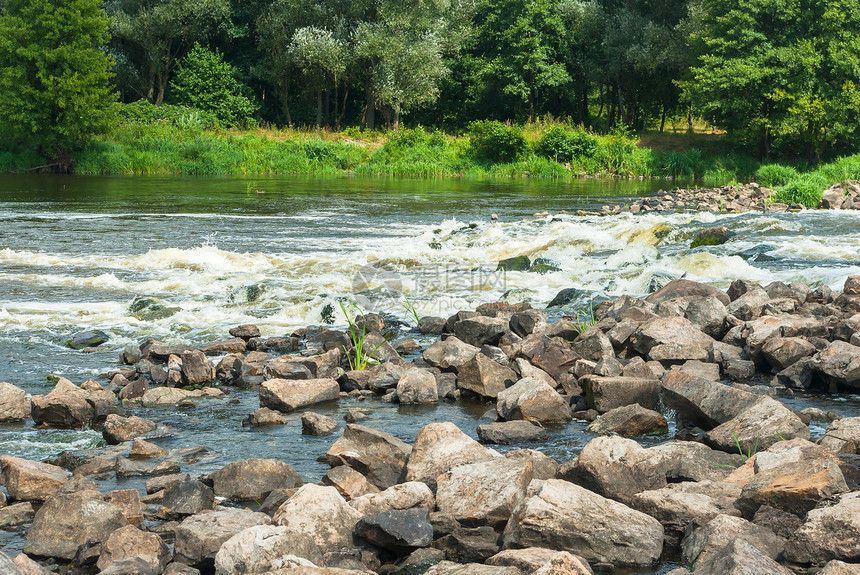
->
left=755, top=163, right=799, bottom=187
left=468, top=120, right=528, bottom=163
left=115, top=100, right=219, bottom=130
left=170, top=43, right=258, bottom=128
left=534, top=126, right=597, bottom=162
left=771, top=174, right=828, bottom=207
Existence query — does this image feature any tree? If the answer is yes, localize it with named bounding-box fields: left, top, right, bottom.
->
left=0, top=0, right=117, bottom=165
left=289, top=26, right=348, bottom=126
left=107, top=0, right=232, bottom=104
left=681, top=0, right=860, bottom=158
left=170, top=43, right=257, bottom=127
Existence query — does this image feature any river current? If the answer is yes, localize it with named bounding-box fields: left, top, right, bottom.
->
left=1, top=174, right=859, bottom=570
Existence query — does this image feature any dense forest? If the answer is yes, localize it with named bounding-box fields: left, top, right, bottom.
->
left=1, top=0, right=859, bottom=165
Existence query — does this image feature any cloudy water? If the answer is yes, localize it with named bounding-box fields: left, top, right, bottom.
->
left=0, top=174, right=859, bottom=570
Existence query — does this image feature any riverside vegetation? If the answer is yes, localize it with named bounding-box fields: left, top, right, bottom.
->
left=2, top=275, right=860, bottom=574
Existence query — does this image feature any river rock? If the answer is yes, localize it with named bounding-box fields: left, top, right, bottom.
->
left=422, top=337, right=480, bottom=371
left=30, top=378, right=102, bottom=428
left=107, top=489, right=144, bottom=526
left=487, top=549, right=590, bottom=574
left=264, top=359, right=314, bottom=381
left=0, top=382, right=30, bottom=421
left=0, top=552, right=20, bottom=575
left=705, top=396, right=810, bottom=453
left=397, top=369, right=439, bottom=404
left=738, top=457, right=848, bottom=518
left=516, top=335, right=578, bottom=380
left=680, top=513, right=785, bottom=570
left=302, top=412, right=338, bottom=435
left=181, top=350, right=216, bottom=385
left=146, top=472, right=191, bottom=494
left=68, top=329, right=109, bottom=349
left=646, top=279, right=730, bottom=306
left=349, top=482, right=434, bottom=516
left=202, top=337, right=247, bottom=355
left=509, top=310, right=547, bottom=338
left=476, top=421, right=547, bottom=444
left=632, top=316, right=715, bottom=360
left=432, top=525, right=501, bottom=563
left=811, top=340, right=860, bottom=389
left=213, top=525, right=324, bottom=575
left=13, top=554, right=50, bottom=575
left=321, top=466, right=379, bottom=500
left=819, top=417, right=860, bottom=453
left=425, top=562, right=520, bottom=575
left=175, top=509, right=270, bottom=567
left=695, top=538, right=793, bottom=575
left=684, top=297, right=729, bottom=339
left=116, top=457, right=180, bottom=478
left=406, top=422, right=500, bottom=490
left=162, top=480, right=215, bottom=516
left=580, top=375, right=660, bottom=413
left=436, top=457, right=533, bottom=529
left=355, top=508, right=434, bottom=551
left=584, top=403, right=668, bottom=436
left=273, top=484, right=362, bottom=549
left=96, top=525, right=170, bottom=574
left=457, top=353, right=517, bottom=398
left=260, top=378, right=339, bottom=412
left=496, top=378, right=572, bottom=423
left=631, top=480, right=741, bottom=536
left=230, top=324, right=261, bottom=340
left=418, top=316, right=447, bottom=335
left=0, top=455, right=69, bottom=501
left=452, top=316, right=509, bottom=347
left=23, top=484, right=127, bottom=559
left=323, top=424, right=412, bottom=490
left=819, top=562, right=860, bottom=575
left=569, top=327, right=614, bottom=362
left=0, top=502, right=35, bottom=529
left=761, top=337, right=817, bottom=371
left=244, top=407, right=287, bottom=427
left=502, top=479, right=663, bottom=568
left=661, top=370, right=760, bottom=428
left=783, top=491, right=860, bottom=564
left=103, top=414, right=160, bottom=444
left=211, top=458, right=303, bottom=501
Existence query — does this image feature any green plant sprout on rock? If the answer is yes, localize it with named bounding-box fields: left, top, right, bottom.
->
left=339, top=301, right=385, bottom=371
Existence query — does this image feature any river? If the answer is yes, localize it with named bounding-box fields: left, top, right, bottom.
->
left=1, top=174, right=859, bottom=571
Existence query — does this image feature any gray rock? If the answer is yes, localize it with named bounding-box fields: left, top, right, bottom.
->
left=102, top=414, right=161, bottom=444
left=661, top=370, right=760, bottom=428
left=0, top=502, right=35, bottom=530
left=213, top=525, right=323, bottom=575
left=425, top=561, right=520, bottom=575
left=811, top=340, right=860, bottom=389
left=738, top=457, right=848, bottom=518
left=432, top=525, right=502, bottom=563
left=516, top=335, right=579, bottom=380
left=321, top=465, right=379, bottom=500
left=453, top=316, right=510, bottom=347
left=631, top=480, right=741, bottom=536
left=23, top=486, right=127, bottom=559
left=580, top=375, right=660, bottom=413
left=418, top=317, right=447, bottom=335
left=96, top=525, right=171, bottom=575
left=0, top=455, right=69, bottom=501
left=784, top=493, right=860, bottom=564
left=162, top=480, right=215, bottom=516
left=819, top=416, right=860, bottom=454
left=422, top=337, right=480, bottom=371
left=761, top=337, right=817, bottom=371
left=704, top=396, right=810, bottom=453
left=175, top=509, right=271, bottom=567
left=259, top=378, right=340, bottom=412
left=349, top=482, right=434, bottom=516
left=632, top=316, right=715, bottom=360
left=406, top=422, right=500, bottom=490
left=585, top=404, right=668, bottom=437
left=680, top=513, right=785, bottom=570
left=323, top=424, right=412, bottom=490
left=355, top=508, right=434, bottom=550
left=477, top=421, right=547, bottom=444
left=496, top=378, right=572, bottom=423
left=116, top=457, right=180, bottom=478
left=503, top=479, right=663, bottom=568
left=230, top=324, right=261, bottom=340
left=301, top=412, right=338, bottom=435
left=0, top=382, right=30, bottom=422
left=67, top=329, right=109, bottom=349
left=694, top=539, right=793, bottom=575
left=245, top=407, right=287, bottom=427
left=211, top=459, right=303, bottom=501
left=397, top=369, right=439, bottom=404
left=395, top=548, right=446, bottom=575
left=272, top=484, right=362, bottom=549
left=457, top=354, right=518, bottom=398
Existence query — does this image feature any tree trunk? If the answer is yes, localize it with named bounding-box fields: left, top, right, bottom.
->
left=659, top=104, right=666, bottom=133
left=687, top=104, right=694, bottom=133
left=363, top=86, right=375, bottom=130
left=393, top=108, right=400, bottom=131
left=528, top=91, right=535, bottom=123
left=336, top=87, right=349, bottom=128
left=316, top=90, right=322, bottom=127
left=325, top=90, right=330, bottom=125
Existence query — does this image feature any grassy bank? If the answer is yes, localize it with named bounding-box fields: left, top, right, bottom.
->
left=1, top=103, right=857, bottom=207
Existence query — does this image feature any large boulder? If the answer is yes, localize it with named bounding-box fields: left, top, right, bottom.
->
left=810, top=341, right=860, bottom=389
left=704, top=396, right=810, bottom=453
left=784, top=492, right=860, bottom=565
left=0, top=382, right=30, bottom=421
left=632, top=316, right=715, bottom=362
left=645, top=279, right=730, bottom=306
left=320, top=466, right=379, bottom=500
left=0, top=455, right=69, bottom=501
left=349, top=482, right=434, bottom=516
left=477, top=421, right=547, bottom=445
left=272, top=484, right=362, bottom=549
left=580, top=376, right=660, bottom=413
left=259, top=378, right=339, bottom=412
left=397, top=369, right=439, bottom=404
left=761, top=337, right=817, bottom=371
left=502, top=479, right=663, bottom=568
left=422, top=337, right=479, bottom=371
left=496, top=378, right=572, bottom=424
left=354, top=508, right=434, bottom=551
left=30, top=378, right=101, bottom=428
left=213, top=525, right=324, bottom=575
left=424, top=562, right=521, bottom=575
left=323, top=424, right=412, bottom=490
left=436, top=457, right=534, bottom=529
left=452, top=316, right=510, bottom=347
left=23, top=484, right=127, bottom=559
left=516, top=336, right=579, bottom=380
left=102, top=414, right=161, bottom=444
left=584, top=403, right=667, bottom=437
left=661, top=370, right=760, bottom=429
left=162, top=480, right=215, bottom=516
left=181, top=350, right=216, bottom=385
left=457, top=354, right=517, bottom=398
left=211, top=459, right=303, bottom=501
left=406, top=422, right=500, bottom=491
left=631, top=480, right=742, bottom=536
left=693, top=539, right=793, bottom=575
left=819, top=417, right=860, bottom=454
left=569, top=327, right=614, bottom=362
left=174, top=509, right=270, bottom=567
left=680, top=513, right=785, bottom=570
left=96, top=525, right=171, bottom=575
left=738, top=457, right=848, bottom=518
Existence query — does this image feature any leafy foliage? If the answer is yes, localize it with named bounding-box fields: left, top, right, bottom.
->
left=469, top=120, right=528, bottom=162
left=0, top=0, right=117, bottom=160
left=170, top=44, right=257, bottom=128
left=534, top=126, right=597, bottom=162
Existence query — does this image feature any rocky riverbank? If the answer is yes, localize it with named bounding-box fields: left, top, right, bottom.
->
left=2, top=276, right=860, bottom=575
left=594, top=180, right=860, bottom=215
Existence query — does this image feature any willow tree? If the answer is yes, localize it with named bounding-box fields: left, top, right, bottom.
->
left=0, top=0, right=117, bottom=166
left=289, top=27, right=348, bottom=126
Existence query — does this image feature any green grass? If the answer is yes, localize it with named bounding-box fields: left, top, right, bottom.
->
left=769, top=153, right=860, bottom=207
